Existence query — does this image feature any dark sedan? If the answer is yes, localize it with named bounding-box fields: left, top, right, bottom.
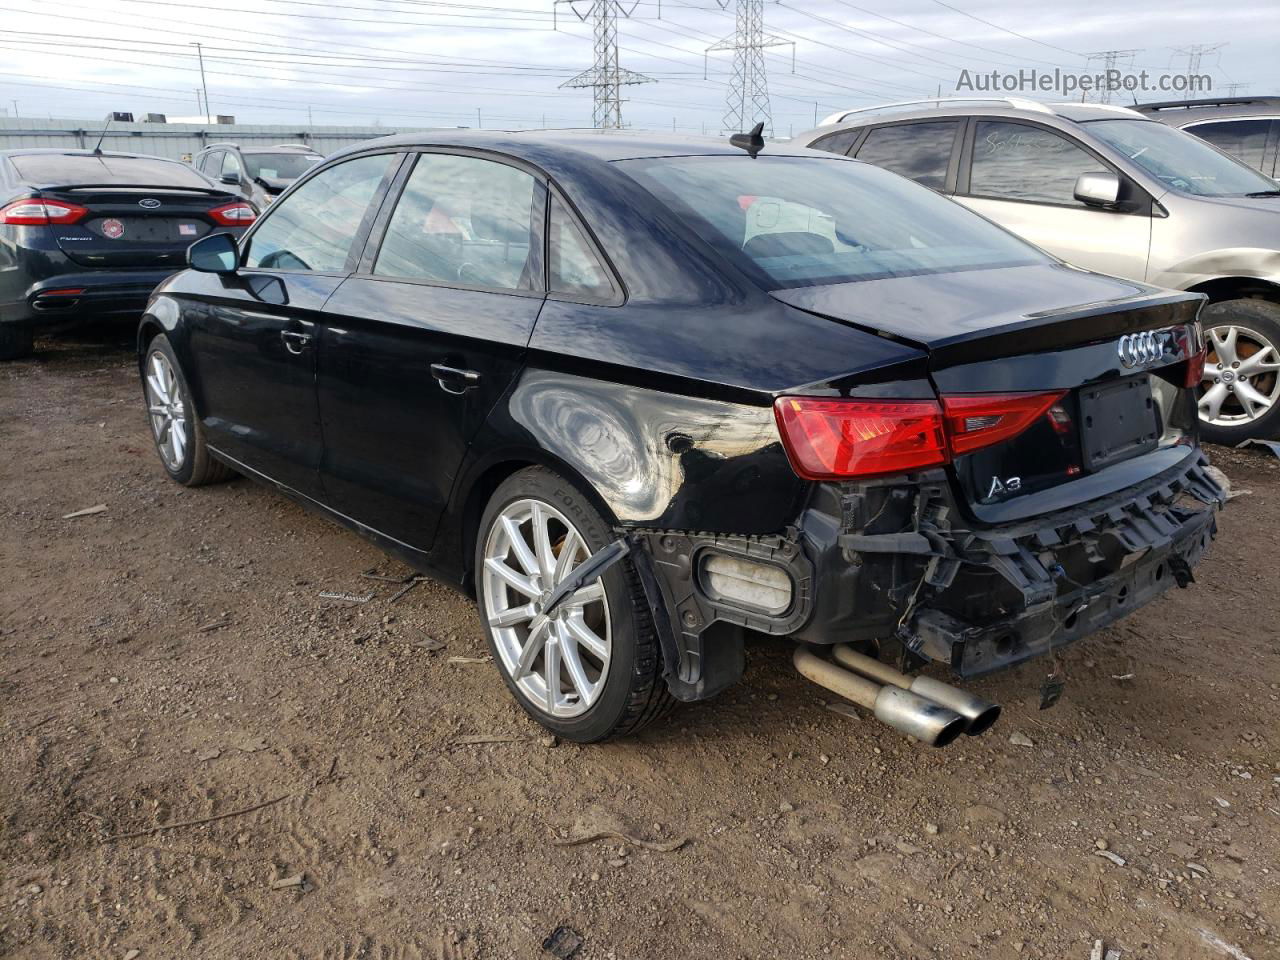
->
left=0, top=149, right=254, bottom=360
left=136, top=131, right=1223, bottom=744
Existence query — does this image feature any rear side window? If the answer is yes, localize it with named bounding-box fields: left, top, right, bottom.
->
left=808, top=130, right=859, bottom=156
left=1187, top=119, right=1272, bottom=173
left=548, top=195, right=615, bottom=300
left=969, top=121, right=1110, bottom=205
left=198, top=151, right=220, bottom=176
left=855, top=121, right=959, bottom=190
left=245, top=154, right=392, bottom=272
left=374, top=152, right=538, bottom=291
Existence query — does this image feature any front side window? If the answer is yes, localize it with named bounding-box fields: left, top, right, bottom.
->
left=374, top=152, right=538, bottom=291
left=245, top=154, right=392, bottom=272
left=548, top=195, right=615, bottom=300
left=1184, top=119, right=1272, bottom=174
left=220, top=152, right=241, bottom=181
left=856, top=121, right=959, bottom=190
left=1083, top=118, right=1279, bottom=197
left=623, top=155, right=1044, bottom=290
left=969, top=121, right=1110, bottom=205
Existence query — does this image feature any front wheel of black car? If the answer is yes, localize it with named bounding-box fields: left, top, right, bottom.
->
left=475, top=467, right=674, bottom=742
left=0, top=322, right=34, bottom=361
left=1198, top=299, right=1280, bottom=445
left=143, top=335, right=234, bottom=487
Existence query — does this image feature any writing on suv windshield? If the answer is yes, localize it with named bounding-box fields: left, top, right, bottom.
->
left=624, top=155, right=1044, bottom=289
left=244, top=153, right=321, bottom=181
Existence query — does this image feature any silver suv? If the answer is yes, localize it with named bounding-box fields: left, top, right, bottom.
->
left=191, top=143, right=321, bottom=213
left=797, top=98, right=1280, bottom=444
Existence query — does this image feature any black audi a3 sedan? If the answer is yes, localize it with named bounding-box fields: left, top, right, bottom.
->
left=0, top=149, right=254, bottom=360
left=136, top=131, right=1223, bottom=744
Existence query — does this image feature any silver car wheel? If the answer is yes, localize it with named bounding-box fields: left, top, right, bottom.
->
left=1199, top=324, right=1280, bottom=427
left=481, top=498, right=611, bottom=719
left=144, top=350, right=188, bottom=471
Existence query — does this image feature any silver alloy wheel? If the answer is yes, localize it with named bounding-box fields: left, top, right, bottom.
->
left=481, top=498, right=611, bottom=719
left=145, top=350, right=188, bottom=471
left=1199, top=324, right=1280, bottom=427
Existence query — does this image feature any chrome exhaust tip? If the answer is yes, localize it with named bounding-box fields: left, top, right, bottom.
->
left=908, top=676, right=1001, bottom=736
left=792, top=647, right=966, bottom=748
left=871, top=685, right=967, bottom=748
left=832, top=644, right=1000, bottom=737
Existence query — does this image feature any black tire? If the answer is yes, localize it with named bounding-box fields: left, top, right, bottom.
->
left=1198, top=299, right=1280, bottom=446
left=142, top=334, right=235, bottom=487
left=475, top=466, right=675, bottom=743
left=0, top=322, right=34, bottom=361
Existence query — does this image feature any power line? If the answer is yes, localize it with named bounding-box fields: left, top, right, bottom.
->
left=924, top=0, right=1085, bottom=59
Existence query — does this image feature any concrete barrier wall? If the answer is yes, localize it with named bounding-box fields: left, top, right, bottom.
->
left=0, top=117, right=443, bottom=161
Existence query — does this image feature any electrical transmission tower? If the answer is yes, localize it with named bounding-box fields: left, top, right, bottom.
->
left=556, top=0, right=652, bottom=129
left=1224, top=82, right=1251, bottom=96
left=1171, top=43, right=1226, bottom=100
left=1082, top=49, right=1141, bottom=104
left=705, top=0, right=793, bottom=136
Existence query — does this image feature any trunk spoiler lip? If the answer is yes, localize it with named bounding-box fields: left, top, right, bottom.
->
left=33, top=183, right=232, bottom=198
left=772, top=286, right=1205, bottom=370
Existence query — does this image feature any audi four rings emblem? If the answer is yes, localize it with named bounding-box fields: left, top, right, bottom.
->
left=139, top=198, right=161, bottom=209
left=1118, top=331, right=1161, bottom=368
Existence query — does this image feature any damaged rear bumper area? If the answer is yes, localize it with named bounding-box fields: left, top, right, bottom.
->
left=628, top=451, right=1224, bottom=701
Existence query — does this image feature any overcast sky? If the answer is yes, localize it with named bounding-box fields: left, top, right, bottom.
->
left=0, top=0, right=1275, bottom=136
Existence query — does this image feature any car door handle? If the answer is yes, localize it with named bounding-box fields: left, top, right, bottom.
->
left=431, top=363, right=482, bottom=395
left=280, top=330, right=312, bottom=355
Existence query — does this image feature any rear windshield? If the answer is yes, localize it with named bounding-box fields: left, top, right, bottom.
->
left=621, top=155, right=1044, bottom=289
left=10, top=153, right=212, bottom=189
left=1083, top=118, right=1278, bottom=197
left=244, top=152, right=321, bottom=180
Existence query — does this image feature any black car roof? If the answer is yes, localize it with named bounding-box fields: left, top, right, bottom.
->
left=328, top=129, right=818, bottom=165
left=1, top=149, right=210, bottom=188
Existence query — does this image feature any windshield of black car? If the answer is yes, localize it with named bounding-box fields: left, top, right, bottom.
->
left=622, top=155, right=1045, bottom=289
left=1083, top=118, right=1278, bottom=197
left=244, top=153, right=321, bottom=180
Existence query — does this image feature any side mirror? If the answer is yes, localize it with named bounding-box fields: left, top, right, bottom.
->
left=220, top=172, right=240, bottom=185
left=188, top=232, right=239, bottom=274
left=1074, top=171, right=1122, bottom=208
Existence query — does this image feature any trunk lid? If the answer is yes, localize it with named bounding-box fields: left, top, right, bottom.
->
left=771, top=263, right=1205, bottom=519
left=42, top=186, right=234, bottom=268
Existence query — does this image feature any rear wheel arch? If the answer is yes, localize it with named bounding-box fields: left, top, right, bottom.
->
left=456, top=453, right=621, bottom=594
left=1184, top=276, right=1280, bottom=307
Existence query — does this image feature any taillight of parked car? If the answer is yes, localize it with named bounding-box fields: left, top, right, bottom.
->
left=208, top=202, right=257, bottom=226
left=773, top=398, right=949, bottom=480
left=0, top=198, right=88, bottom=225
left=775, top=391, right=1070, bottom=480
left=941, top=392, right=1067, bottom=455
left=1176, top=324, right=1208, bottom=388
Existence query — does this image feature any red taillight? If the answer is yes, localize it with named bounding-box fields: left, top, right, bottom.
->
left=773, top=397, right=948, bottom=480
left=941, top=391, right=1067, bottom=456
left=0, top=197, right=88, bottom=225
left=40, top=288, right=85, bottom=296
left=208, top=202, right=256, bottom=226
left=775, top=390, right=1071, bottom=480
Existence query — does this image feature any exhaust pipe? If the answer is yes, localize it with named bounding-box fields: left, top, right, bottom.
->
left=831, top=644, right=1001, bottom=736
left=792, top=647, right=966, bottom=748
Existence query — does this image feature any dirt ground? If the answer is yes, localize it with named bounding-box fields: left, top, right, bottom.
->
left=1, top=336, right=1277, bottom=960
